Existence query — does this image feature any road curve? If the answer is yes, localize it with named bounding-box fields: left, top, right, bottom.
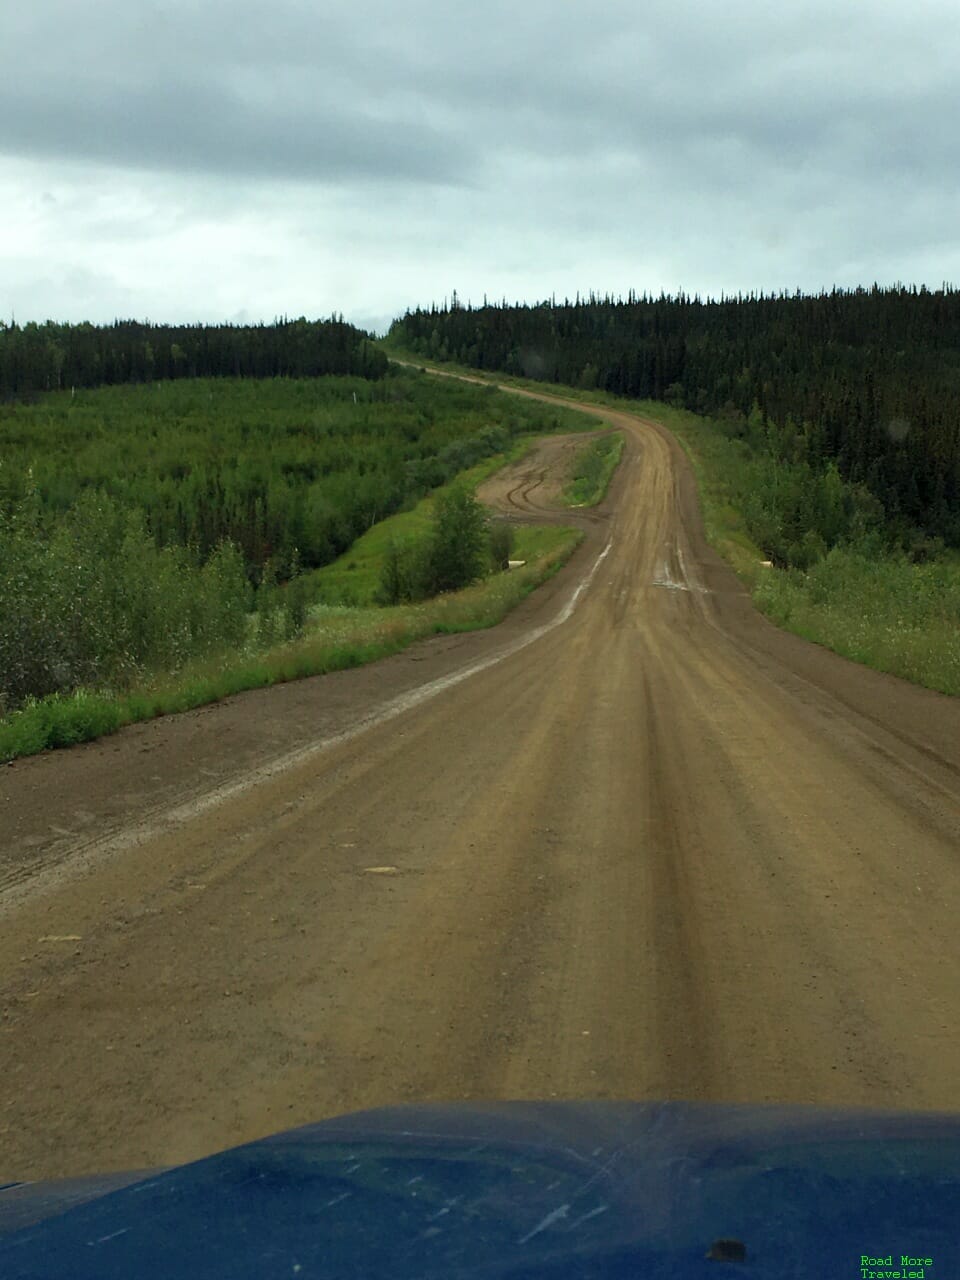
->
left=2, top=377, right=959, bottom=1180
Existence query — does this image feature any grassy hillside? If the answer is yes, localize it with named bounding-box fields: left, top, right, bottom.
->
left=0, top=367, right=592, bottom=759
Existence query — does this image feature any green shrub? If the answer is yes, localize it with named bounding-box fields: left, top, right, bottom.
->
left=488, top=519, right=515, bottom=571
left=0, top=487, right=253, bottom=711
left=377, top=484, right=491, bottom=603
left=424, top=483, right=489, bottom=594
left=376, top=538, right=430, bottom=605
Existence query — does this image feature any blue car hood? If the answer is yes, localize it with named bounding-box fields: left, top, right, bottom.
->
left=1, top=1100, right=957, bottom=1278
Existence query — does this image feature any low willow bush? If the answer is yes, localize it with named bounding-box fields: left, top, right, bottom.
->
left=0, top=525, right=582, bottom=761
left=0, top=488, right=251, bottom=713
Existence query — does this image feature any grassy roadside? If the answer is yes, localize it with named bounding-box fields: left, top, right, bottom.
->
left=381, top=344, right=960, bottom=696
left=562, top=432, right=625, bottom=508
left=0, top=440, right=582, bottom=761
left=0, top=527, right=580, bottom=763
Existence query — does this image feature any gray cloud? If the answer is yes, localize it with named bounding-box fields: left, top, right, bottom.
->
left=8, top=0, right=957, bottom=187
left=0, top=76, right=470, bottom=185
left=2, top=0, right=960, bottom=325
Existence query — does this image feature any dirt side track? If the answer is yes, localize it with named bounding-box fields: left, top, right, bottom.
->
left=2, top=378, right=959, bottom=1180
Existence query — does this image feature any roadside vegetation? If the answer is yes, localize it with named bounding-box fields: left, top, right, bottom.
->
left=0, top=369, right=590, bottom=759
left=382, top=344, right=960, bottom=696
left=0, top=518, right=580, bottom=763
left=0, top=371, right=584, bottom=588
left=304, top=438, right=536, bottom=607
left=562, top=432, right=624, bottom=507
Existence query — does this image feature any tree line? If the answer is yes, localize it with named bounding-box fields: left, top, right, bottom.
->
left=388, top=285, right=960, bottom=547
left=0, top=315, right=388, bottom=398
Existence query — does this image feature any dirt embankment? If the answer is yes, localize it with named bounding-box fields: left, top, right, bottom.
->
left=475, top=428, right=617, bottom=519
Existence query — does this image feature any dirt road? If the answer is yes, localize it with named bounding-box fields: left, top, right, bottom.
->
left=2, top=380, right=959, bottom=1180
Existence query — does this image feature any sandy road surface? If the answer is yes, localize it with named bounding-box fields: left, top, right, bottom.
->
left=2, top=376, right=960, bottom=1180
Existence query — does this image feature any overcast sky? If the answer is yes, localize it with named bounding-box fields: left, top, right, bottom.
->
left=3, top=0, right=959, bottom=335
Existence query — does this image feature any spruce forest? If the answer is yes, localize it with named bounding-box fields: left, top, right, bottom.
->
left=0, top=315, right=388, bottom=397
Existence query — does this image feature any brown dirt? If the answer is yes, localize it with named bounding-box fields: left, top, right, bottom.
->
left=2, top=374, right=959, bottom=1181
left=475, top=427, right=618, bottom=516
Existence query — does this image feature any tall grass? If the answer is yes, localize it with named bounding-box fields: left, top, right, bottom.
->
left=754, top=549, right=960, bottom=694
